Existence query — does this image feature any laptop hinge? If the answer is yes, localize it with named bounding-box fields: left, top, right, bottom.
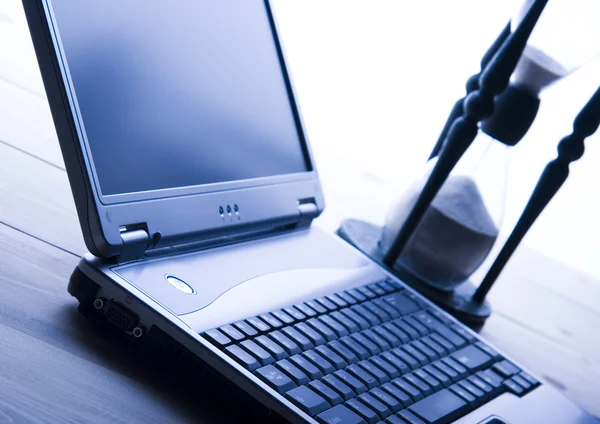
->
left=117, top=226, right=151, bottom=263
left=297, top=199, right=319, bottom=227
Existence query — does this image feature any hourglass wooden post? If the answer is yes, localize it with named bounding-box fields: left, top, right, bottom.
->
left=428, top=22, right=511, bottom=160
left=383, top=0, right=548, bottom=267
left=475, top=85, right=600, bottom=302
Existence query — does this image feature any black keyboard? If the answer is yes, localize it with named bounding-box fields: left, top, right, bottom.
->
left=202, top=280, right=540, bottom=424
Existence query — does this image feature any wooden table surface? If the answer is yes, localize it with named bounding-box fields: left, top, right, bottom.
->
left=1, top=2, right=599, bottom=422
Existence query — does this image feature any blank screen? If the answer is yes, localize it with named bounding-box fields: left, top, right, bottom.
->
left=49, top=0, right=309, bottom=195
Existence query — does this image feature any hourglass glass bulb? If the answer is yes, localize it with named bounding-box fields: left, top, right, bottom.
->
left=512, top=0, right=600, bottom=93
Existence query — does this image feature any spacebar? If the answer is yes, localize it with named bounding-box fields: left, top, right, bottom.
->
left=408, top=389, right=470, bottom=424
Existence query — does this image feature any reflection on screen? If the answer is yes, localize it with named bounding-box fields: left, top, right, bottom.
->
left=50, top=0, right=309, bottom=195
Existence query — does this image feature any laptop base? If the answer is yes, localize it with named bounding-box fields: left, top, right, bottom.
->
left=337, top=218, right=491, bottom=328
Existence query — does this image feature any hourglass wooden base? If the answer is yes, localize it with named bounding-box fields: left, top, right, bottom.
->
left=337, top=218, right=491, bottom=329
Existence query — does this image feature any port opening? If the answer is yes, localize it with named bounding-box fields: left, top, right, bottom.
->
left=104, top=300, right=139, bottom=332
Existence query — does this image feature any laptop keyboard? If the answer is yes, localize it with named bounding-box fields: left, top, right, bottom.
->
left=202, top=280, right=539, bottom=424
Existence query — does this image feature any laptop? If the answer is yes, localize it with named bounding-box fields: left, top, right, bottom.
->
left=22, top=1, right=597, bottom=423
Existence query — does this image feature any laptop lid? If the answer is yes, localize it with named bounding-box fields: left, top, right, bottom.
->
left=25, top=0, right=324, bottom=261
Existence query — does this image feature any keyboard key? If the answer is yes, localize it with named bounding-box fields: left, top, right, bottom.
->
left=423, top=365, right=451, bottom=388
left=432, top=361, right=460, bottom=383
left=382, top=382, right=412, bottom=407
left=347, top=364, right=379, bottom=389
left=286, top=386, right=330, bottom=417
left=304, top=350, right=336, bottom=374
left=259, top=313, right=283, bottom=329
left=328, top=294, right=349, bottom=308
left=403, top=317, right=429, bottom=337
left=382, top=293, right=420, bottom=315
left=316, top=345, right=348, bottom=370
left=316, top=405, right=366, bottom=424
left=440, top=357, right=469, bottom=379
left=256, top=365, right=296, bottom=394
left=290, top=354, right=323, bottom=380
left=240, top=340, right=274, bottom=366
left=340, top=309, right=370, bottom=331
left=308, top=318, right=338, bottom=342
left=373, top=326, right=401, bottom=347
left=392, top=348, right=420, bottom=370
left=282, top=327, right=314, bottom=351
left=411, top=340, right=438, bottom=362
left=233, top=320, right=258, bottom=337
left=403, top=374, right=433, bottom=396
left=408, top=389, right=469, bottom=424
left=477, top=369, right=504, bottom=391
left=246, top=316, right=270, bottom=333
left=276, top=359, right=310, bottom=385
left=512, top=375, right=533, bottom=392
left=320, top=315, right=350, bottom=337
left=352, top=305, right=381, bottom=327
left=346, top=288, right=367, bottom=302
left=335, top=370, right=368, bottom=395
left=377, top=281, right=397, bottom=293
left=414, top=369, right=442, bottom=392
left=362, top=301, right=392, bottom=322
left=367, top=283, right=387, bottom=296
left=272, top=309, right=295, bottom=325
left=296, top=322, right=326, bottom=346
left=295, top=303, right=318, bottom=318
left=475, top=341, right=502, bottom=361
left=428, top=308, right=454, bottom=325
left=385, top=415, right=407, bottom=424
left=451, top=345, right=492, bottom=372
left=269, top=331, right=302, bottom=356
left=503, top=379, right=525, bottom=396
left=433, top=326, right=467, bottom=349
left=421, top=336, right=447, bottom=357
left=468, top=375, right=493, bottom=398
left=519, top=371, right=540, bottom=388
left=225, top=345, right=260, bottom=371
left=458, top=380, right=485, bottom=405
left=331, top=311, right=361, bottom=333
left=337, top=291, right=359, bottom=306
left=369, top=387, right=402, bottom=413
left=340, top=337, right=370, bottom=360
left=310, top=380, right=343, bottom=406
left=346, top=399, right=380, bottom=424
left=492, top=360, right=521, bottom=378
left=316, top=297, right=339, bottom=311
left=449, top=383, right=477, bottom=408
left=323, top=375, right=356, bottom=401
left=329, top=340, right=359, bottom=365
left=400, top=345, right=428, bottom=367
left=204, top=329, right=231, bottom=347
left=398, top=410, right=426, bottom=424
left=381, top=352, right=411, bottom=376
left=256, top=335, right=287, bottom=360
left=411, top=311, right=440, bottom=329
left=306, top=300, right=328, bottom=315
left=450, top=324, right=476, bottom=343
left=371, top=356, right=401, bottom=379
left=392, top=378, right=424, bottom=401
left=383, top=322, right=410, bottom=344
left=392, top=319, right=420, bottom=340
left=359, top=360, right=390, bottom=384
left=219, top=324, right=245, bottom=342
left=284, top=306, right=307, bottom=321
left=358, top=393, right=391, bottom=419
left=429, top=333, right=455, bottom=353
left=361, top=330, right=390, bottom=352
left=357, top=286, right=378, bottom=299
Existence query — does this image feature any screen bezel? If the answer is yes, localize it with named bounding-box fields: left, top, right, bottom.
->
left=45, top=0, right=316, bottom=205
left=36, top=0, right=324, bottom=258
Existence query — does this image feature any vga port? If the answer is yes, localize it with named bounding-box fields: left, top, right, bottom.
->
left=104, top=300, right=139, bottom=332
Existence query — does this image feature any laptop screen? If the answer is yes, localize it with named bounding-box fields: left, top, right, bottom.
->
left=50, top=1, right=310, bottom=196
